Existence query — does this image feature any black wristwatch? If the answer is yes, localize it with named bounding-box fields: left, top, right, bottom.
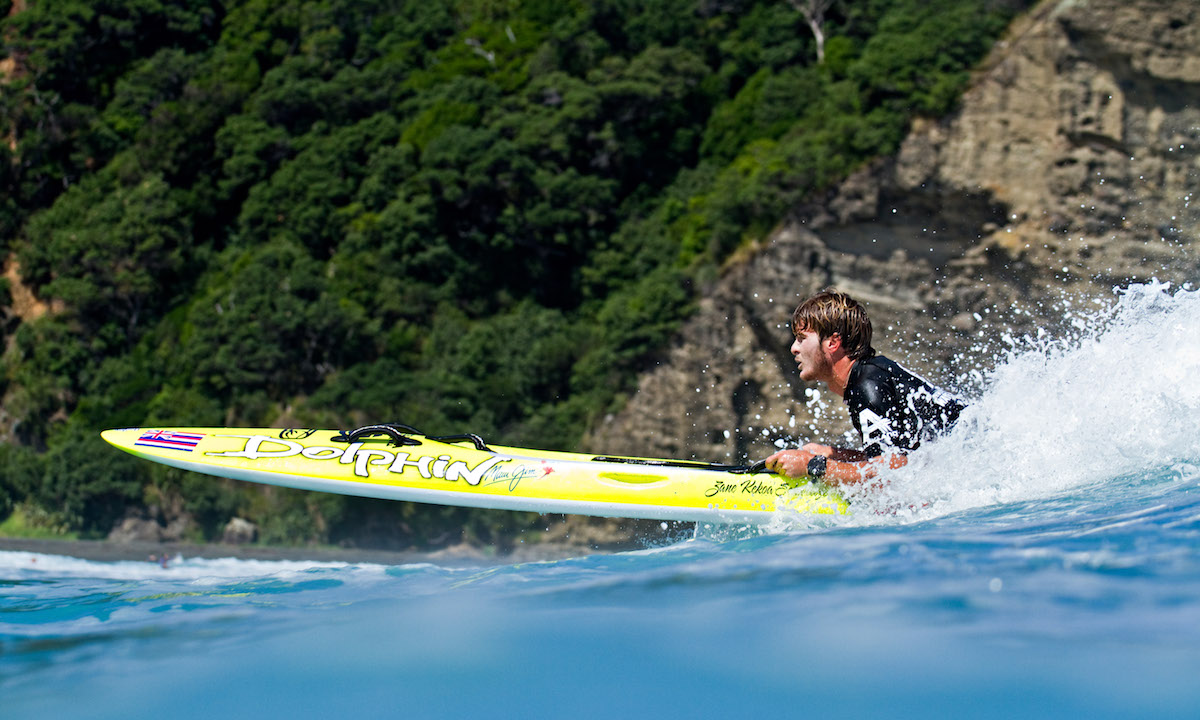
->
left=807, top=455, right=828, bottom=479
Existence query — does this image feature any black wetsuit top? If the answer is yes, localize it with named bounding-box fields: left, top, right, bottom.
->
left=844, top=354, right=966, bottom=457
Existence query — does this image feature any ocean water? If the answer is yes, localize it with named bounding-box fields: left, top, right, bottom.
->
left=3, top=282, right=1200, bottom=718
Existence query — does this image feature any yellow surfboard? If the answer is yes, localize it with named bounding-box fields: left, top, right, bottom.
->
left=101, top=424, right=848, bottom=523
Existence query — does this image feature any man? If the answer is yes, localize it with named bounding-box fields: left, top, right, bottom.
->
left=765, top=289, right=965, bottom=487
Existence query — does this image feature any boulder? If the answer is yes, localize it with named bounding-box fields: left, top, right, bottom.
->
left=221, top=517, right=258, bottom=545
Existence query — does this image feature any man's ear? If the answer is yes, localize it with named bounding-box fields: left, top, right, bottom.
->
left=823, top=333, right=842, bottom=353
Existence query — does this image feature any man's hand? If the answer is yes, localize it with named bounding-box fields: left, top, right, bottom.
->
left=767, top=448, right=909, bottom=487
left=801, top=442, right=833, bottom=456
left=764, top=449, right=816, bottom=479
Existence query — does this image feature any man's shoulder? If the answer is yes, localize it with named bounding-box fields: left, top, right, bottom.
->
left=850, top=354, right=903, bottom=386
left=846, top=355, right=899, bottom=407
left=848, top=354, right=958, bottom=410
left=856, top=354, right=933, bottom=388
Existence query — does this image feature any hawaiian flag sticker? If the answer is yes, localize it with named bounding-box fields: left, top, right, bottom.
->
left=136, top=430, right=205, bottom=452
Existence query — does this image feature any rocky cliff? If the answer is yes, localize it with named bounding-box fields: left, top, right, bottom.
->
left=586, top=0, right=1200, bottom=461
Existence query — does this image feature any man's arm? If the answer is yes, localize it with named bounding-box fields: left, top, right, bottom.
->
left=764, top=448, right=906, bottom=488
left=801, top=443, right=876, bottom=463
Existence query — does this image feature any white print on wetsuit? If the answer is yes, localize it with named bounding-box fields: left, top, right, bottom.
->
left=903, top=384, right=959, bottom=429
left=894, top=363, right=958, bottom=416
left=858, top=408, right=892, bottom=450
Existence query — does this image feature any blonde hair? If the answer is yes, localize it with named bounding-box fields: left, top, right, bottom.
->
left=791, top=289, right=874, bottom=360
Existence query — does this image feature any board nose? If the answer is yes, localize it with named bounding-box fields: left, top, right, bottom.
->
left=100, top=428, right=138, bottom=449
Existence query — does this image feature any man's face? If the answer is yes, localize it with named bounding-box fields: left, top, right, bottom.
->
left=791, top=326, right=833, bottom=384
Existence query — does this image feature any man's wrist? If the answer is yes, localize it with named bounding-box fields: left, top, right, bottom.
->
left=806, top=454, right=827, bottom=479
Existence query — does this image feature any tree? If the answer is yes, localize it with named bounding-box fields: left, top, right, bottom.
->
left=789, top=0, right=835, bottom=64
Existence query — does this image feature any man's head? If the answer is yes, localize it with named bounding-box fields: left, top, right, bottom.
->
left=791, top=289, right=874, bottom=361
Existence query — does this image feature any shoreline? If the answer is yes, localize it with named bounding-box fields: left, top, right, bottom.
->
left=0, top=536, right=607, bottom=567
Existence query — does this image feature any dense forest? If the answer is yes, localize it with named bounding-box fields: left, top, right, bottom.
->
left=0, top=0, right=1029, bottom=549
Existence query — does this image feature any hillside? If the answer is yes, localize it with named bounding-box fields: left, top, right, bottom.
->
left=0, top=0, right=1031, bottom=550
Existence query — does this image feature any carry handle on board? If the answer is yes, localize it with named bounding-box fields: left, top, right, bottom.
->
left=331, top=423, right=492, bottom=451
left=742, top=458, right=770, bottom=474
left=331, top=423, right=423, bottom=447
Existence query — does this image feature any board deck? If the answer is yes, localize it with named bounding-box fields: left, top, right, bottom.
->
left=101, top=425, right=848, bottom=523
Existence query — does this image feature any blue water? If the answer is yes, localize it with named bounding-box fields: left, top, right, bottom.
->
left=4, top=283, right=1200, bottom=718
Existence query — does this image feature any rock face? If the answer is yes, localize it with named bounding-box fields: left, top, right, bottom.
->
left=221, top=517, right=259, bottom=545
left=107, top=506, right=191, bottom=543
left=586, top=0, right=1200, bottom=461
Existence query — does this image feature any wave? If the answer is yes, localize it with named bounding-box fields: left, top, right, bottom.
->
left=0, top=550, right=395, bottom=583
left=848, top=281, right=1200, bottom=520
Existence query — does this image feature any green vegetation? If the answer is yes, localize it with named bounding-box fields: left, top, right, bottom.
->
left=0, top=503, right=81, bottom=540
left=0, top=0, right=1028, bottom=547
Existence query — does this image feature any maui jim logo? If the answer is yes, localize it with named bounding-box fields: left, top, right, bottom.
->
left=280, top=428, right=317, bottom=440
left=206, top=434, right=505, bottom=484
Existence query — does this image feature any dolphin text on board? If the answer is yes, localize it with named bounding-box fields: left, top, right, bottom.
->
left=205, top=435, right=507, bottom=484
